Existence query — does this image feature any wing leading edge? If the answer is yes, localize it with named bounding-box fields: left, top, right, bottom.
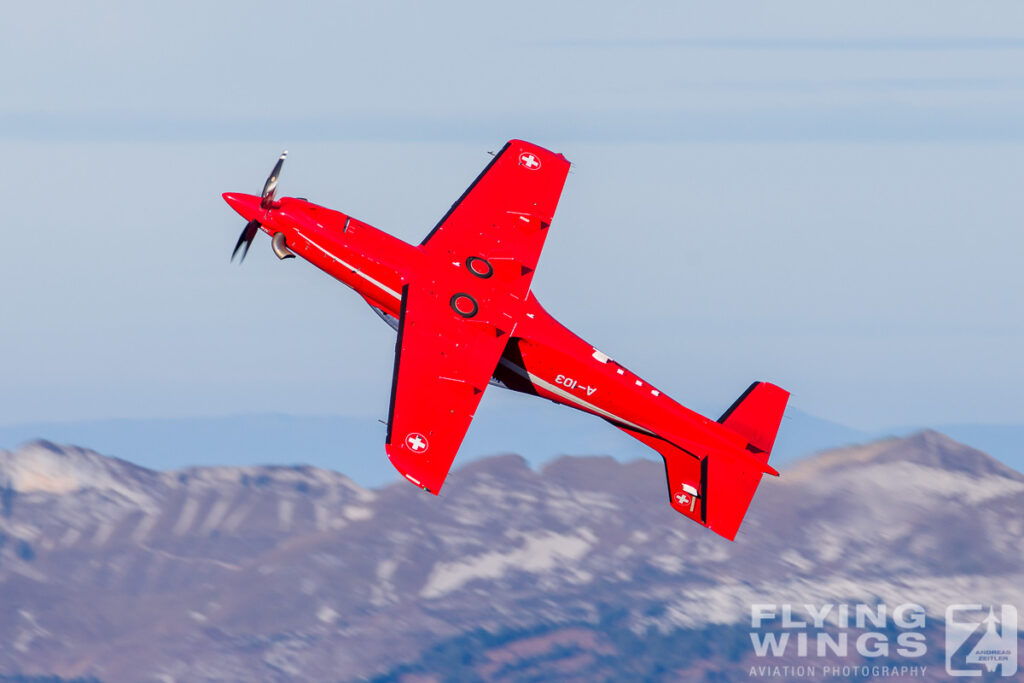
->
left=421, top=140, right=570, bottom=300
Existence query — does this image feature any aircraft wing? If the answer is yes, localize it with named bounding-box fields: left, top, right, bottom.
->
left=384, top=140, right=570, bottom=491
left=420, top=139, right=571, bottom=299
left=384, top=284, right=509, bottom=494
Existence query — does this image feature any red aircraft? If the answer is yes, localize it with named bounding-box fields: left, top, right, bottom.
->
left=224, top=140, right=788, bottom=540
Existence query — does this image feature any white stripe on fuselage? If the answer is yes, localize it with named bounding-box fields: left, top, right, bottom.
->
left=498, top=358, right=655, bottom=435
left=295, top=230, right=402, bottom=302
left=298, top=236, right=652, bottom=436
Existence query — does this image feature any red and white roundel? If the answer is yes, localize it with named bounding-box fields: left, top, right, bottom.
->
left=405, top=432, right=429, bottom=453
left=518, top=151, right=542, bottom=170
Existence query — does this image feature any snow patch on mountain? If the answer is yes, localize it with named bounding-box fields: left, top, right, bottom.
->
left=420, top=529, right=597, bottom=598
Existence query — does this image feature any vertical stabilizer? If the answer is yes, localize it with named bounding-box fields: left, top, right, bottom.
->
left=616, top=381, right=789, bottom=540
left=717, top=382, right=789, bottom=457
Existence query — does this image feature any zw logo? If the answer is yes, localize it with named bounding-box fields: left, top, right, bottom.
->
left=946, top=604, right=1018, bottom=677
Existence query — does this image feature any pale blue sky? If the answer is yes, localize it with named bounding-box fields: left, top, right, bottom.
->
left=1, top=1, right=1022, bottom=431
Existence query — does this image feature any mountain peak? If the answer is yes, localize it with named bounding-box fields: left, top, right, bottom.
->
left=541, top=455, right=659, bottom=496
left=445, top=452, right=532, bottom=482
left=784, top=430, right=1023, bottom=483
left=0, top=440, right=159, bottom=495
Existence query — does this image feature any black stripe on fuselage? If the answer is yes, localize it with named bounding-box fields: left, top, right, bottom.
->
left=492, top=340, right=539, bottom=395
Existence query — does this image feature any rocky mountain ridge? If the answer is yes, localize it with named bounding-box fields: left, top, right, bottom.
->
left=0, top=432, right=1021, bottom=681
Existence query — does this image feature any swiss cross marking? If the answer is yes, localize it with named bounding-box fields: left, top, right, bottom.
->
left=518, top=152, right=541, bottom=170
left=405, top=432, right=429, bottom=453
left=675, top=492, right=689, bottom=505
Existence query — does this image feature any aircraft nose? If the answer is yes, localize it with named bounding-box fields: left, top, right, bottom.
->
left=222, top=192, right=262, bottom=221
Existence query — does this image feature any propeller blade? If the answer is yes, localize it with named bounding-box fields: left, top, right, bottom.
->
left=229, top=151, right=288, bottom=262
left=260, top=150, right=288, bottom=208
left=231, top=220, right=260, bottom=263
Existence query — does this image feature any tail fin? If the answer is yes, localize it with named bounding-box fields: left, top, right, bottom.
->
left=702, top=381, right=789, bottom=539
left=717, top=381, right=789, bottom=456
left=618, top=382, right=789, bottom=541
